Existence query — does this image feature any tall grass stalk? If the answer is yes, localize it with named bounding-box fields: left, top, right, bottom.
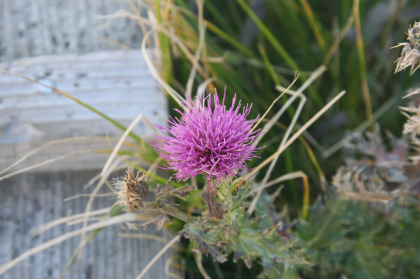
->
left=352, top=0, right=374, bottom=130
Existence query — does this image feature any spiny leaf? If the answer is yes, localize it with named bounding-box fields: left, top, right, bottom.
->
left=182, top=223, right=228, bottom=263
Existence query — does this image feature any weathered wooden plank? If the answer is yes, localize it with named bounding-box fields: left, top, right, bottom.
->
left=0, top=77, right=156, bottom=95
left=0, top=170, right=179, bottom=279
left=0, top=0, right=180, bottom=278
left=0, top=0, right=144, bottom=62
left=0, top=50, right=166, bottom=172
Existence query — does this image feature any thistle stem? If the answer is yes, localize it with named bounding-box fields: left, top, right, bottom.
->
left=146, top=203, right=196, bottom=223
left=203, top=179, right=223, bottom=219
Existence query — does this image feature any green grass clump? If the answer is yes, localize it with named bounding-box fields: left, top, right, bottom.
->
left=143, top=0, right=420, bottom=277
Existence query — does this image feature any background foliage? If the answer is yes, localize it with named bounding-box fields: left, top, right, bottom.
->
left=149, top=0, right=420, bottom=277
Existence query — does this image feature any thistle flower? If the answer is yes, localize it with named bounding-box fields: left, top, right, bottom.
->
left=153, top=88, right=261, bottom=181
left=394, top=22, right=420, bottom=75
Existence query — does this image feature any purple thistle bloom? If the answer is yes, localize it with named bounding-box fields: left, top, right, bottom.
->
left=153, top=88, right=261, bottom=182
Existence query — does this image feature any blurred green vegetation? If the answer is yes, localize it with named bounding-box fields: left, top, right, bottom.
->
left=149, top=0, right=420, bottom=277
left=297, top=197, right=420, bottom=278
left=156, top=0, right=418, bottom=209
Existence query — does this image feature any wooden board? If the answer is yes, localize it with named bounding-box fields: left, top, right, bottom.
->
left=0, top=1, right=180, bottom=278
left=0, top=50, right=167, bottom=172
left=0, top=170, right=180, bottom=279
left=0, top=0, right=143, bottom=62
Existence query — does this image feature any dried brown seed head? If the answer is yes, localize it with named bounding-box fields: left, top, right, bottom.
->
left=115, top=169, right=149, bottom=212
left=407, top=22, right=420, bottom=47
left=394, top=22, right=420, bottom=75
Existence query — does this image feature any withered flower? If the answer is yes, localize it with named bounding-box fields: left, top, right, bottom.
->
left=114, top=169, right=149, bottom=212
left=394, top=22, right=420, bottom=75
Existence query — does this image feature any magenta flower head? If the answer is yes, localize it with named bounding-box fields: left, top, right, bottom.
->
left=153, top=88, right=261, bottom=182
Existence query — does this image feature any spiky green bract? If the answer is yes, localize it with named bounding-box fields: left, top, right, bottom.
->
left=181, top=179, right=307, bottom=276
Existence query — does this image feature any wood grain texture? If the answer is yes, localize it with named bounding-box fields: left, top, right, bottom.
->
left=0, top=1, right=179, bottom=278
left=0, top=50, right=166, bottom=171
left=0, top=170, right=180, bottom=279
left=0, top=0, right=144, bottom=62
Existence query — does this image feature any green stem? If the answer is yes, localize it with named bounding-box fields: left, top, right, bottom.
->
left=298, top=0, right=326, bottom=51
left=302, top=175, right=310, bottom=220
left=237, top=0, right=299, bottom=71
left=155, top=1, right=172, bottom=84
left=205, top=20, right=256, bottom=58
left=148, top=203, right=196, bottom=223
left=353, top=0, right=373, bottom=130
